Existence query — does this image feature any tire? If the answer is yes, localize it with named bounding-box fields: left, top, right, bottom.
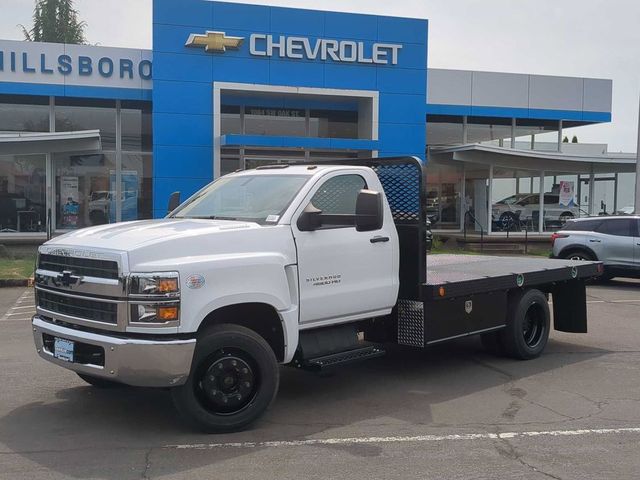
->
left=499, top=212, right=518, bottom=231
left=77, top=373, right=125, bottom=388
left=481, top=331, right=505, bottom=355
left=171, top=324, right=279, bottom=433
left=499, top=289, right=550, bottom=360
left=562, top=249, right=594, bottom=261
left=559, top=211, right=574, bottom=224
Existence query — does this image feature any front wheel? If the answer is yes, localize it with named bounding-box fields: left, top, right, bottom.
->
left=172, top=324, right=279, bottom=433
left=500, top=289, right=550, bottom=360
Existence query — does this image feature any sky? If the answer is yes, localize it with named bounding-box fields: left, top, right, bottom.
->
left=2, top=0, right=639, bottom=152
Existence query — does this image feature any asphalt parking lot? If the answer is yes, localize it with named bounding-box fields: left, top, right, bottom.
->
left=1, top=281, right=639, bottom=480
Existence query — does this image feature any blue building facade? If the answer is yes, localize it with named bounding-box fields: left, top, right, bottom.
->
left=152, top=0, right=428, bottom=218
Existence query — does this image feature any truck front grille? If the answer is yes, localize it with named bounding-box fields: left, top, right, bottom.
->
left=37, top=290, right=118, bottom=325
left=38, top=254, right=119, bottom=279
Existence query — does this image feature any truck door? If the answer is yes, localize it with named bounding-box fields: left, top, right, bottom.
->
left=293, top=172, right=397, bottom=326
left=592, top=218, right=635, bottom=266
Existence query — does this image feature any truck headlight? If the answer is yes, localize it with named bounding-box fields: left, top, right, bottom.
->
left=130, top=302, right=180, bottom=325
left=129, top=272, right=180, bottom=297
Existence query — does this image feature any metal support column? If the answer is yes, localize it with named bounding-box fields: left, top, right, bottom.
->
left=539, top=171, right=544, bottom=233
left=46, top=96, right=55, bottom=238
left=115, top=100, right=122, bottom=223
left=488, top=164, right=493, bottom=235
left=588, top=169, right=595, bottom=216
left=557, top=120, right=563, bottom=152
left=459, top=164, right=466, bottom=232
left=462, top=116, right=468, bottom=144
left=614, top=173, right=619, bottom=213
left=511, top=118, right=516, bottom=149
left=635, top=91, right=640, bottom=213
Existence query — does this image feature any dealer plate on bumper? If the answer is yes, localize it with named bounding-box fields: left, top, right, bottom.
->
left=54, top=337, right=75, bottom=362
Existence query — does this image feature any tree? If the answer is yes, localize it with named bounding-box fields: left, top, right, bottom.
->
left=571, top=135, right=578, bottom=143
left=562, top=136, right=569, bottom=143
left=20, top=0, right=87, bottom=44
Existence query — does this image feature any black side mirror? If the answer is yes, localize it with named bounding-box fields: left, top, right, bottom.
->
left=167, top=191, right=181, bottom=214
left=355, top=189, right=383, bottom=232
left=297, top=204, right=323, bottom=231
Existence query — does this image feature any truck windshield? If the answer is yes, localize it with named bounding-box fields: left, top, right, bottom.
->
left=171, top=174, right=309, bottom=224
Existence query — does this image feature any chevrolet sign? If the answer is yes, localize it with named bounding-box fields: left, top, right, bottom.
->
left=250, top=35, right=402, bottom=65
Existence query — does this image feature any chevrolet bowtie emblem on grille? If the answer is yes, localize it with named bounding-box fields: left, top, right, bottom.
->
left=55, top=270, right=82, bottom=288
left=185, top=31, right=244, bottom=53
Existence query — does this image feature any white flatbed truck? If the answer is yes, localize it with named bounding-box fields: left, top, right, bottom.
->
left=32, top=157, right=601, bottom=432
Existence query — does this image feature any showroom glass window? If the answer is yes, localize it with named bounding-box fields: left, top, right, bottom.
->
left=55, top=98, right=117, bottom=149
left=0, top=154, right=46, bottom=233
left=54, top=153, right=116, bottom=229
left=121, top=100, right=152, bottom=152
left=0, top=94, right=49, bottom=132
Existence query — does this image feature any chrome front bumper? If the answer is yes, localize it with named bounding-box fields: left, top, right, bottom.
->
left=32, top=316, right=196, bottom=387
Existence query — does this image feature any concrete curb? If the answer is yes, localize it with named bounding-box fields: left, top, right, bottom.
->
left=0, top=278, right=34, bottom=288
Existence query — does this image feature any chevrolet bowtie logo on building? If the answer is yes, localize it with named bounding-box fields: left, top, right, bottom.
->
left=185, top=31, right=244, bottom=53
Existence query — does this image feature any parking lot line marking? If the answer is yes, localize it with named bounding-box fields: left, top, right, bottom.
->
left=10, top=305, right=36, bottom=310
left=165, top=427, right=640, bottom=450
left=5, top=311, right=34, bottom=316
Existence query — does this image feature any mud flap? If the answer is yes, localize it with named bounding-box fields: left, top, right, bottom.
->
left=552, top=280, right=588, bottom=333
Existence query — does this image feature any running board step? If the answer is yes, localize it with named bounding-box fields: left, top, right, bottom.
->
left=299, top=345, right=386, bottom=371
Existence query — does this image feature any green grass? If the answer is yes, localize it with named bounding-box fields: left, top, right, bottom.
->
left=0, top=256, right=36, bottom=279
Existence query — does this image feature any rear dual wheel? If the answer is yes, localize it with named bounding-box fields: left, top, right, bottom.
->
left=171, top=324, right=279, bottom=433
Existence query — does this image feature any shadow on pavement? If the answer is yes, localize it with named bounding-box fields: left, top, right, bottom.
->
left=0, top=336, right=610, bottom=479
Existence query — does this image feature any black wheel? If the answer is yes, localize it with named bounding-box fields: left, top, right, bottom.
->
left=562, top=249, right=594, bottom=261
left=559, top=211, right=574, bottom=224
left=500, top=289, right=550, bottom=360
left=77, top=373, right=124, bottom=388
left=499, top=212, right=519, bottom=231
left=171, top=324, right=279, bottom=433
left=481, top=330, right=505, bottom=355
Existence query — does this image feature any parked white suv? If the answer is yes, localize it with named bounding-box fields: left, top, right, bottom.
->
left=552, top=216, right=640, bottom=280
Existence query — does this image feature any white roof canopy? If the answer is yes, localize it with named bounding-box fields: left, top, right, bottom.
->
left=0, top=130, right=102, bottom=156
left=431, top=144, right=637, bottom=175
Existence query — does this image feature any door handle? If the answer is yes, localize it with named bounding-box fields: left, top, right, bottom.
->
left=370, top=236, right=390, bottom=243
left=589, top=239, right=601, bottom=243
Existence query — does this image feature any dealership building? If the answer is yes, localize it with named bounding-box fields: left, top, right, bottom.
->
left=0, top=0, right=636, bottom=241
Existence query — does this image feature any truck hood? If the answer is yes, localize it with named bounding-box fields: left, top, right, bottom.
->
left=43, top=219, right=299, bottom=272
left=46, top=219, right=264, bottom=252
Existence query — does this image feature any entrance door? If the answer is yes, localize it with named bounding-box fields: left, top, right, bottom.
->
left=292, top=171, right=397, bottom=326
